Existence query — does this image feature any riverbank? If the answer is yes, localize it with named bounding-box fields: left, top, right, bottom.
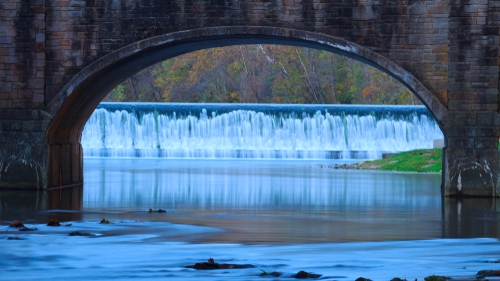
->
left=350, top=149, right=442, bottom=173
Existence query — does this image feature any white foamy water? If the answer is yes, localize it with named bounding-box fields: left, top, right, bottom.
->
left=1, top=221, right=499, bottom=281
left=81, top=104, right=443, bottom=159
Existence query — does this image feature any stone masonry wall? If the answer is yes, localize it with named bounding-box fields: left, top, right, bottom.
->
left=442, top=0, right=500, bottom=196
left=0, top=0, right=45, bottom=109
left=0, top=0, right=48, bottom=188
left=40, top=0, right=451, bottom=107
left=0, top=0, right=498, bottom=193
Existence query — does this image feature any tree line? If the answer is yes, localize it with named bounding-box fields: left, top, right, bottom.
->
left=104, top=45, right=419, bottom=105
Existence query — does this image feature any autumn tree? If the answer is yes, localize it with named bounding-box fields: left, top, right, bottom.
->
left=104, top=45, right=419, bottom=105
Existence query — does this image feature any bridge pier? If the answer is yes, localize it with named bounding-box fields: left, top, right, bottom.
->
left=47, top=143, right=83, bottom=189
left=0, top=110, right=50, bottom=189
left=442, top=147, right=500, bottom=197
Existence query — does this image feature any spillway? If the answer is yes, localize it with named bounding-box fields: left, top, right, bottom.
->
left=81, top=103, right=443, bottom=159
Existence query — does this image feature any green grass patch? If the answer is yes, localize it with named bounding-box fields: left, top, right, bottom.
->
left=355, top=149, right=443, bottom=173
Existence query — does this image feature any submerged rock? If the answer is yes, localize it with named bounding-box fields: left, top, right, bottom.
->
left=68, top=231, right=95, bottom=237
left=148, top=208, right=167, bottom=213
left=47, top=219, right=61, bottom=226
left=391, top=278, right=407, bottom=281
left=259, top=270, right=281, bottom=277
left=9, top=220, right=25, bottom=228
left=295, top=271, right=322, bottom=279
left=7, top=236, right=26, bottom=240
left=19, top=227, right=37, bottom=231
left=186, top=258, right=254, bottom=270
left=355, top=278, right=372, bottom=281
left=477, top=270, right=500, bottom=277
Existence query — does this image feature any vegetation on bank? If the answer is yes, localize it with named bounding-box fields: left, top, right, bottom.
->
left=353, top=149, right=443, bottom=173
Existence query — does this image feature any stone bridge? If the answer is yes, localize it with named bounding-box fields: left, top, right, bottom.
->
left=0, top=0, right=499, bottom=196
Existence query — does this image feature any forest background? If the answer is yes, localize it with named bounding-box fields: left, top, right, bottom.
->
left=105, top=45, right=418, bottom=105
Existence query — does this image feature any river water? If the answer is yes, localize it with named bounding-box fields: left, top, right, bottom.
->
left=1, top=158, right=499, bottom=281
left=1, top=104, right=498, bottom=280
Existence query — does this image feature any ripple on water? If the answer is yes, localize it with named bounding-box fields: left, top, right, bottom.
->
left=1, top=221, right=499, bottom=281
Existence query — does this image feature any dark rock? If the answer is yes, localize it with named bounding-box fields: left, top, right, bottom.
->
left=424, top=275, right=450, bottom=281
left=7, top=236, right=26, bottom=240
left=148, top=208, right=167, bottom=213
left=100, top=218, right=110, bottom=224
left=186, top=258, right=254, bottom=270
left=391, top=278, right=406, bottom=281
left=477, top=270, right=500, bottom=277
left=9, top=220, right=25, bottom=228
left=295, top=271, right=322, bottom=279
left=47, top=219, right=61, bottom=226
left=68, top=231, right=94, bottom=236
left=259, top=270, right=281, bottom=277
left=356, top=278, right=373, bottom=281
left=18, top=227, right=37, bottom=231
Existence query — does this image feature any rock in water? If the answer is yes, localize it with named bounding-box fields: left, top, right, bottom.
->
left=477, top=270, right=500, bottom=277
left=9, top=220, right=25, bottom=228
left=186, top=258, right=254, bottom=270
left=259, top=270, right=281, bottom=277
left=424, top=276, right=450, bottom=281
left=295, top=271, right=322, bottom=279
left=68, top=231, right=95, bottom=237
left=47, top=219, right=61, bottom=226
left=7, top=236, right=25, bottom=240
left=18, top=227, right=37, bottom=231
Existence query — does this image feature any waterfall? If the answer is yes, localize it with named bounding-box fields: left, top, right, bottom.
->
left=81, top=103, right=444, bottom=159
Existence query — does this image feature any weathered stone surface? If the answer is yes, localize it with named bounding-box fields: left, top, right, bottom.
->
left=0, top=0, right=498, bottom=196
left=0, top=128, right=48, bottom=189
left=443, top=147, right=499, bottom=197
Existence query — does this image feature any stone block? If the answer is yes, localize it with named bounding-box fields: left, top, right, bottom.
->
left=0, top=120, right=22, bottom=131
left=408, top=2, right=426, bottom=14
left=352, top=6, right=379, bottom=20
left=70, top=0, right=85, bottom=7
left=476, top=112, right=494, bottom=126
left=409, top=34, right=425, bottom=45
left=448, top=137, right=474, bottom=148
left=0, top=100, right=13, bottom=108
left=474, top=138, right=498, bottom=149
left=433, top=139, right=445, bottom=148
left=0, top=82, right=12, bottom=92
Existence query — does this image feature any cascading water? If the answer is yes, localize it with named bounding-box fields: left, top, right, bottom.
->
left=81, top=103, right=444, bottom=159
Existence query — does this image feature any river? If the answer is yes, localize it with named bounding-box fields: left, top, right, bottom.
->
left=1, top=104, right=498, bottom=280
left=1, top=158, right=499, bottom=280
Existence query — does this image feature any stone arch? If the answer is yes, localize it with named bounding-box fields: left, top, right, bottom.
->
left=45, top=26, right=449, bottom=188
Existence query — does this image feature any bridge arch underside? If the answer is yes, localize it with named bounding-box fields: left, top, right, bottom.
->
left=44, top=28, right=497, bottom=197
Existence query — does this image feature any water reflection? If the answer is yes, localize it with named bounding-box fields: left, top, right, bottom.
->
left=1, top=158, right=499, bottom=243
left=83, top=158, right=439, bottom=210
left=442, top=198, right=500, bottom=238
left=0, top=186, right=83, bottom=223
